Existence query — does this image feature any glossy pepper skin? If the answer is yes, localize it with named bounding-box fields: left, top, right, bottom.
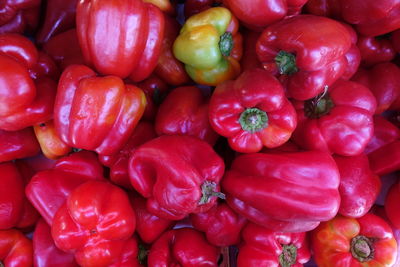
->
left=51, top=180, right=136, bottom=267
left=33, top=218, right=78, bottom=267
left=292, top=80, right=376, bottom=156
left=156, top=86, right=219, bottom=146
left=222, top=151, right=341, bottom=232
left=385, top=181, right=400, bottom=229
left=54, top=64, right=146, bottom=156
left=0, top=33, right=57, bottom=131
left=311, top=214, right=398, bottom=267
left=76, top=0, right=165, bottom=81
left=334, top=154, right=380, bottom=218
left=351, top=63, right=400, bottom=114
left=26, top=150, right=104, bottom=225
left=357, top=36, right=396, bottom=67
left=340, top=0, right=400, bottom=37
left=173, top=7, right=242, bottom=86
left=0, top=229, right=33, bottom=267
left=129, top=194, right=174, bottom=244
left=223, top=0, right=308, bottom=29
left=191, top=202, right=247, bottom=247
left=256, top=15, right=352, bottom=100
left=209, top=69, right=297, bottom=153
left=0, top=162, right=24, bottom=230
left=154, top=15, right=190, bottom=86
left=99, top=121, right=157, bottom=189
left=368, top=140, right=400, bottom=176
left=0, top=0, right=40, bottom=34
left=365, top=116, right=400, bottom=154
left=0, top=128, right=40, bottom=162
left=129, top=135, right=225, bottom=220
left=148, top=228, right=220, bottom=267
left=36, top=0, right=78, bottom=43
left=237, top=222, right=310, bottom=267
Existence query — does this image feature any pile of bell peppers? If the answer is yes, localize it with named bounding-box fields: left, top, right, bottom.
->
left=1, top=0, right=400, bottom=266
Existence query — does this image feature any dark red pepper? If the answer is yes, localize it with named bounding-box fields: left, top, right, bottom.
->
left=0, top=229, right=33, bottom=267
left=0, top=128, right=40, bottom=163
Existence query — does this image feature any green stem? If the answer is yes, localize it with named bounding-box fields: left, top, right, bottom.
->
left=279, top=244, right=297, bottom=267
left=219, top=32, right=233, bottom=57
left=199, top=181, right=225, bottom=205
left=239, top=108, right=268, bottom=133
left=304, top=86, right=334, bottom=119
left=138, top=244, right=148, bottom=265
left=351, top=235, right=374, bottom=262
left=275, top=51, right=298, bottom=75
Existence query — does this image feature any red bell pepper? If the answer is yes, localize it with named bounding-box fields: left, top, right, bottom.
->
left=311, top=214, right=397, bottom=266
left=0, top=162, right=24, bottom=229
left=184, top=0, right=223, bottom=18
left=154, top=15, right=190, bottom=86
left=34, top=120, right=72, bottom=160
left=76, top=0, right=165, bottom=81
left=368, top=140, right=400, bottom=176
left=305, top=0, right=342, bottom=19
left=237, top=222, right=310, bottom=267
left=292, top=79, right=376, bottom=156
left=33, top=218, right=78, bottom=267
left=209, top=69, right=297, bottom=153
left=0, top=229, right=33, bottom=267
left=240, top=30, right=262, bottom=72
left=42, top=29, right=85, bottom=70
left=351, top=62, right=400, bottom=114
left=256, top=15, right=352, bottom=100
left=129, top=135, right=225, bottom=220
left=357, top=35, right=396, bottom=67
left=392, top=29, right=400, bottom=53
left=51, top=180, right=136, bottom=267
left=334, top=154, right=381, bottom=218
left=191, top=202, right=247, bottom=247
left=54, top=64, right=146, bottom=156
left=0, top=0, right=40, bottom=34
left=222, top=151, right=341, bottom=232
left=340, top=0, right=400, bottom=37
left=143, top=0, right=175, bottom=15
left=0, top=34, right=57, bottom=131
left=224, top=0, right=308, bottom=29
left=340, top=23, right=361, bottom=81
left=26, top=150, right=104, bottom=225
left=0, top=127, right=40, bottom=162
left=36, top=0, right=78, bottom=43
left=385, top=181, right=400, bottom=229
left=365, top=115, right=400, bottom=154
left=148, top=228, right=220, bottom=267
left=99, top=121, right=157, bottom=189
left=156, top=86, right=219, bottom=146
left=129, top=194, right=174, bottom=244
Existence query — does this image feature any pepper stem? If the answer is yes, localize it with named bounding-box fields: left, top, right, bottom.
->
left=219, top=32, right=233, bottom=57
left=199, top=181, right=225, bottom=205
left=279, top=244, right=297, bottom=267
left=351, top=235, right=374, bottom=262
left=239, top=108, right=268, bottom=133
left=275, top=51, right=298, bottom=75
left=304, top=86, right=334, bottom=119
left=138, top=244, right=148, bottom=265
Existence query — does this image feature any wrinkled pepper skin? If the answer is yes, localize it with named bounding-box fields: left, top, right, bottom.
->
left=36, top=0, right=78, bottom=43
left=209, top=69, right=297, bottom=153
left=129, top=135, right=225, bottom=220
left=129, top=194, right=174, bottom=244
left=99, top=121, right=157, bottom=189
left=33, top=218, right=78, bottom=267
left=191, top=202, right=247, bottom=247
left=256, top=15, right=352, bottom=100
left=148, top=228, right=220, bottom=267
left=0, top=127, right=40, bottom=162
left=334, top=154, right=380, bottom=218
left=51, top=181, right=136, bottom=267
left=385, top=181, right=400, bottom=230
left=0, top=229, right=33, bottom=267
left=365, top=116, right=400, bottom=154
left=54, top=64, right=146, bottom=156
left=340, top=0, right=400, bottom=37
left=42, top=29, right=85, bottom=70
left=156, top=86, right=219, bottom=146
left=351, top=63, right=400, bottom=114
left=0, top=0, right=40, bottom=34
left=173, top=7, right=242, bottom=86
left=34, top=120, right=72, bottom=160
left=76, top=0, right=165, bottom=81
left=154, top=15, right=190, bottom=86
left=0, top=34, right=57, bottom=131
left=223, top=0, right=308, bottom=29
left=311, top=214, right=397, bottom=267
left=222, top=151, right=341, bottom=232
left=292, top=80, right=376, bottom=156
left=0, top=162, right=24, bottom=230
left=26, top=150, right=104, bottom=225
left=237, top=222, right=310, bottom=267
left=357, top=36, right=396, bottom=67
